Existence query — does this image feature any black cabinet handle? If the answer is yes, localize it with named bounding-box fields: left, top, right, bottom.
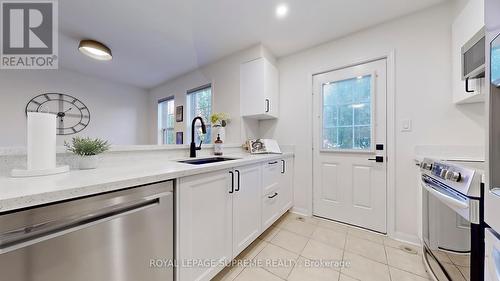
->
left=268, top=161, right=278, bottom=165
left=229, top=171, right=234, bottom=193
left=465, top=77, right=475, bottom=93
left=265, top=99, right=270, bottom=113
left=368, top=156, right=384, bottom=163
left=268, top=192, right=278, bottom=199
left=281, top=160, right=285, bottom=174
left=235, top=170, right=240, bottom=192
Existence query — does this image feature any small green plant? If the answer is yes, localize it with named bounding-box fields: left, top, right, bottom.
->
left=210, top=112, right=230, bottom=127
left=64, top=137, right=110, bottom=156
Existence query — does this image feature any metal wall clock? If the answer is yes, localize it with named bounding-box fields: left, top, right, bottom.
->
left=25, top=93, right=91, bottom=135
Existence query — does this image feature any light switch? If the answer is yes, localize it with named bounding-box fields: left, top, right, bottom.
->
left=401, top=119, right=412, bottom=132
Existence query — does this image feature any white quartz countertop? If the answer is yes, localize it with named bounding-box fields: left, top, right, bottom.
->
left=0, top=152, right=293, bottom=213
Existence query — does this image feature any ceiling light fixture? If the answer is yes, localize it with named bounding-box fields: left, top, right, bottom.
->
left=275, top=4, right=288, bottom=18
left=78, top=40, right=113, bottom=61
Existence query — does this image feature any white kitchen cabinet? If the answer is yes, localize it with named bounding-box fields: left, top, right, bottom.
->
left=178, top=169, right=233, bottom=281
left=240, top=57, right=279, bottom=119
left=232, top=164, right=262, bottom=256
left=451, top=0, right=485, bottom=104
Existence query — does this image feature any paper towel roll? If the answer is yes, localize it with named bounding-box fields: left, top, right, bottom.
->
left=27, top=112, right=56, bottom=170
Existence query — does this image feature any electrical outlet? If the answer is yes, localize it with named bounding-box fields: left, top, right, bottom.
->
left=401, top=119, right=412, bottom=132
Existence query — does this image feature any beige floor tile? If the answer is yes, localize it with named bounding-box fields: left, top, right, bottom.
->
left=385, top=246, right=428, bottom=278
left=442, top=263, right=467, bottom=281
left=389, top=267, right=431, bottom=281
left=281, top=219, right=317, bottom=237
left=345, top=235, right=387, bottom=264
left=213, top=263, right=246, bottom=281
left=447, top=252, right=469, bottom=267
left=260, top=226, right=281, bottom=242
left=311, top=226, right=347, bottom=250
left=316, top=219, right=350, bottom=234
left=238, top=239, right=268, bottom=260
left=271, top=229, right=309, bottom=254
left=301, top=239, right=344, bottom=263
left=254, top=243, right=299, bottom=279
left=341, top=251, right=390, bottom=281
left=347, top=228, right=385, bottom=244
left=287, top=257, right=340, bottom=281
left=339, top=274, right=359, bottom=281
left=285, top=213, right=321, bottom=225
left=383, top=238, right=421, bottom=255
left=430, top=249, right=453, bottom=264
left=458, top=266, right=470, bottom=281
left=233, top=267, right=283, bottom=281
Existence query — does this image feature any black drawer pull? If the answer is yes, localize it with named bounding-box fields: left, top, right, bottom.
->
left=268, top=161, right=278, bottom=165
left=268, top=192, right=278, bottom=199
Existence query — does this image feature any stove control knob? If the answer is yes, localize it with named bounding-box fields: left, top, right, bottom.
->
left=421, top=162, right=433, bottom=170
left=445, top=171, right=461, bottom=182
left=440, top=169, right=448, bottom=178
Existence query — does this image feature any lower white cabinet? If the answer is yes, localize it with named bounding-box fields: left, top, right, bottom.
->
left=232, top=164, right=262, bottom=256
left=177, top=157, right=294, bottom=281
left=178, top=169, right=233, bottom=281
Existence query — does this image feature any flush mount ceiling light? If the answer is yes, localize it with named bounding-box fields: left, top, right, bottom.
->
left=78, top=40, right=112, bottom=61
left=275, top=4, right=288, bottom=18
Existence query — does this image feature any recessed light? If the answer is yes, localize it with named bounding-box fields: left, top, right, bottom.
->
left=78, top=40, right=112, bottom=61
left=275, top=4, right=288, bottom=18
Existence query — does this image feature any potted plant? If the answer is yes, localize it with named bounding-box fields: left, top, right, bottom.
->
left=210, top=112, right=230, bottom=142
left=64, top=137, right=110, bottom=170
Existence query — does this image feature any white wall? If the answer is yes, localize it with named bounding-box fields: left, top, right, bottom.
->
left=261, top=2, right=485, bottom=242
left=149, top=44, right=276, bottom=145
left=0, top=68, right=150, bottom=146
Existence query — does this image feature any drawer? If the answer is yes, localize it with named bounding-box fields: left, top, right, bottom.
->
left=262, top=188, right=281, bottom=229
left=262, top=160, right=281, bottom=195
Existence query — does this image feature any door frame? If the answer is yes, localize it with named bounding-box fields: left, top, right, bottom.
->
left=308, top=51, right=398, bottom=240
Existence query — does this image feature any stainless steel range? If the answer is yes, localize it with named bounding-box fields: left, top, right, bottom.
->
left=420, top=158, right=484, bottom=281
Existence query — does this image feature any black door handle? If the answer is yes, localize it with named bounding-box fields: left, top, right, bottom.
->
left=235, top=170, right=240, bottom=192
left=268, top=192, right=278, bottom=199
left=368, top=156, right=384, bottom=163
left=465, top=77, right=475, bottom=93
left=229, top=171, right=234, bottom=193
left=281, top=160, right=285, bottom=174
left=265, top=99, right=270, bottom=112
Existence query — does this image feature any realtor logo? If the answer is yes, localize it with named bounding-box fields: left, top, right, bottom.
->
left=1, top=0, right=58, bottom=69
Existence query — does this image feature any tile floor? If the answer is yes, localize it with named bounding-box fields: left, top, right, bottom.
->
left=213, top=212, right=431, bottom=281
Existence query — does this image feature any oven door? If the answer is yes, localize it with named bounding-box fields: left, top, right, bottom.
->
left=422, top=179, right=471, bottom=281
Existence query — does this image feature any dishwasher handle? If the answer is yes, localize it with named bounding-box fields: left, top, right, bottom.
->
left=0, top=191, right=172, bottom=255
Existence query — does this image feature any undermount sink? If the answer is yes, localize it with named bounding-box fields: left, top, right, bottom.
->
left=177, top=157, right=240, bottom=165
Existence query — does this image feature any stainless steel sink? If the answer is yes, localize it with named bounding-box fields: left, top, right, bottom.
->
left=177, top=157, right=239, bottom=165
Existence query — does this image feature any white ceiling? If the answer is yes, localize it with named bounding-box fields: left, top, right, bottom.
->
left=59, top=0, right=448, bottom=89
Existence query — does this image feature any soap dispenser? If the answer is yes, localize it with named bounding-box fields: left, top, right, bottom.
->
left=214, top=134, right=223, bottom=156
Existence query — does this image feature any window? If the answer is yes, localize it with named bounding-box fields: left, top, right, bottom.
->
left=187, top=84, right=212, bottom=144
left=322, top=75, right=373, bottom=151
left=158, top=97, right=175, bottom=144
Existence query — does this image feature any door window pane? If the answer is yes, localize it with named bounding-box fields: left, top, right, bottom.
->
left=322, top=75, right=373, bottom=151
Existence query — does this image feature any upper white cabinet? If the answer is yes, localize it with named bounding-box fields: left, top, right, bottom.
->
left=240, top=57, right=279, bottom=119
left=452, top=0, right=485, bottom=104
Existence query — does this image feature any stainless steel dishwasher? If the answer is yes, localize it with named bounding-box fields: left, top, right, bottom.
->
left=0, top=181, right=174, bottom=281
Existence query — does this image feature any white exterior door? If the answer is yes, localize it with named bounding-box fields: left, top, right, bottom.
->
left=232, top=164, right=262, bottom=256
left=312, top=59, right=387, bottom=233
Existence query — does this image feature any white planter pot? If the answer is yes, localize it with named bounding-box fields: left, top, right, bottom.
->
left=213, top=126, right=226, bottom=143
left=78, top=155, right=100, bottom=170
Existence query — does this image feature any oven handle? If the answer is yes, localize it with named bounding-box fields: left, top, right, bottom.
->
left=421, top=182, right=468, bottom=209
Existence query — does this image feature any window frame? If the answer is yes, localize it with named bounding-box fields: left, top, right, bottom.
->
left=319, top=72, right=376, bottom=153
left=186, top=84, right=213, bottom=144
left=158, top=96, right=175, bottom=145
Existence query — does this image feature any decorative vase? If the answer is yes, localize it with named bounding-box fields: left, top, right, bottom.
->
left=78, top=155, right=99, bottom=170
left=213, top=126, right=226, bottom=143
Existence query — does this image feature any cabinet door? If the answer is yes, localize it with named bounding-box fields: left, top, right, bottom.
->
left=262, top=160, right=281, bottom=195
left=178, top=170, right=233, bottom=281
left=278, top=158, right=294, bottom=213
left=232, top=164, right=262, bottom=256
left=262, top=160, right=282, bottom=229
